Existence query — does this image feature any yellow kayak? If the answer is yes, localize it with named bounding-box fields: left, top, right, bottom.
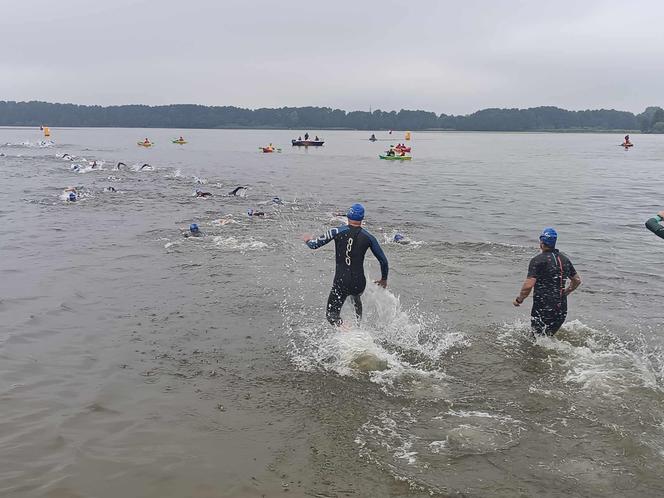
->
left=138, top=141, right=153, bottom=147
left=172, top=139, right=187, bottom=144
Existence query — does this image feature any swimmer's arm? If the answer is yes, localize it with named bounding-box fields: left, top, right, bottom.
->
left=564, top=273, right=581, bottom=296
left=303, top=226, right=345, bottom=249
left=513, top=278, right=535, bottom=306
left=645, top=213, right=664, bottom=240
left=368, top=234, right=389, bottom=281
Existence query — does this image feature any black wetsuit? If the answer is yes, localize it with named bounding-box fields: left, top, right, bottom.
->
left=646, top=216, right=664, bottom=239
left=527, top=249, right=577, bottom=336
left=307, top=225, right=389, bottom=326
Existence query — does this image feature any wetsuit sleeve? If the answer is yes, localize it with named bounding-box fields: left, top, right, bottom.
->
left=566, top=259, right=577, bottom=278
left=367, top=234, right=389, bottom=280
left=645, top=216, right=664, bottom=240
left=306, top=226, right=345, bottom=249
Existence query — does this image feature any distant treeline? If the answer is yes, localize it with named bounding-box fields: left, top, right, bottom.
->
left=1, top=101, right=664, bottom=132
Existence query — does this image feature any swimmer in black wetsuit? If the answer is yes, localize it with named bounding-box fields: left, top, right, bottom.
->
left=195, top=189, right=213, bottom=197
left=229, top=186, right=248, bottom=196
left=303, top=203, right=389, bottom=327
left=116, top=162, right=126, bottom=170
left=645, top=210, right=664, bottom=239
left=513, top=228, right=582, bottom=336
left=140, top=163, right=151, bottom=170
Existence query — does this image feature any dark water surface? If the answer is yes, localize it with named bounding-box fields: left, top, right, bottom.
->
left=2, top=128, right=664, bottom=497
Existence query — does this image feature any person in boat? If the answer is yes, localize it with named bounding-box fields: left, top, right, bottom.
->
left=179, top=136, right=184, bottom=141
left=624, top=135, right=630, bottom=144
left=370, top=134, right=376, bottom=141
left=386, top=149, right=396, bottom=157
left=645, top=210, right=664, bottom=239
left=302, top=203, right=388, bottom=327
left=314, top=135, right=319, bottom=141
left=399, top=150, right=406, bottom=157
left=298, top=136, right=302, bottom=141
left=143, top=138, right=150, bottom=144
left=513, top=228, right=582, bottom=337
left=304, top=133, right=309, bottom=140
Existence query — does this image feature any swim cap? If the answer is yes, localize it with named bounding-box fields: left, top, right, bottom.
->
left=347, top=203, right=365, bottom=221
left=394, top=233, right=404, bottom=242
left=247, top=209, right=253, bottom=216
left=272, top=196, right=282, bottom=204
left=539, top=227, right=558, bottom=247
left=190, top=223, right=199, bottom=233
left=68, top=192, right=77, bottom=202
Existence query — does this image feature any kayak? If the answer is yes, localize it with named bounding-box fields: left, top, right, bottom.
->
left=172, top=139, right=187, bottom=144
left=260, top=147, right=281, bottom=153
left=137, top=142, right=153, bottom=147
left=379, top=154, right=412, bottom=161
left=292, top=139, right=324, bottom=146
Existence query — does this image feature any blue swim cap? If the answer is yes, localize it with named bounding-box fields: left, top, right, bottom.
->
left=190, top=223, right=199, bottom=233
left=68, top=192, right=77, bottom=202
left=272, top=196, right=282, bottom=204
left=539, top=227, right=558, bottom=247
left=347, top=203, right=365, bottom=221
left=394, top=233, right=404, bottom=242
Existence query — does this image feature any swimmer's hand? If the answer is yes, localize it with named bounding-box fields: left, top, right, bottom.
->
left=513, top=297, right=524, bottom=307
left=301, top=233, right=313, bottom=243
left=375, top=279, right=387, bottom=288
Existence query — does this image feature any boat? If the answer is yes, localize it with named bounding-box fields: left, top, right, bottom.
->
left=369, top=134, right=377, bottom=141
left=138, top=141, right=153, bottom=147
left=621, top=143, right=634, bottom=147
left=292, top=139, right=324, bottom=146
left=172, top=139, right=187, bottom=144
left=379, top=154, right=412, bottom=161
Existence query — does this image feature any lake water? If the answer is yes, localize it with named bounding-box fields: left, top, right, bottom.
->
left=2, top=127, right=664, bottom=497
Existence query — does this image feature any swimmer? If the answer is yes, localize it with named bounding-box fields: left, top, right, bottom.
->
left=645, top=210, right=664, bottom=239
left=247, top=208, right=265, bottom=217
left=71, top=164, right=81, bottom=172
left=90, top=160, right=97, bottom=169
left=272, top=196, right=283, bottom=205
left=62, top=153, right=73, bottom=160
left=104, top=186, right=117, bottom=192
left=229, top=186, right=248, bottom=196
left=195, top=189, right=213, bottom=198
left=65, top=191, right=77, bottom=202
left=302, top=203, right=389, bottom=327
left=183, top=223, right=203, bottom=238
left=513, top=228, right=582, bottom=337
left=139, top=163, right=151, bottom=170
left=393, top=233, right=410, bottom=245
left=116, top=162, right=126, bottom=170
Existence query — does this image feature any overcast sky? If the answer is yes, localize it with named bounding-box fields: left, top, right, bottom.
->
left=1, top=0, right=662, bottom=115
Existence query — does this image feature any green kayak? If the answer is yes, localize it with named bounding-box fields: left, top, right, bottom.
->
left=379, top=154, right=412, bottom=161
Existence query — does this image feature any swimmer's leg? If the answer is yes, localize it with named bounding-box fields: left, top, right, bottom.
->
left=326, top=285, right=348, bottom=326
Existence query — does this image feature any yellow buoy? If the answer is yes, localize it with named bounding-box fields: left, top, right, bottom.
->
left=43, top=126, right=50, bottom=137
left=405, top=131, right=411, bottom=141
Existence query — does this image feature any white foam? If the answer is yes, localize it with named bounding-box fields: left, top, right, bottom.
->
left=213, top=236, right=268, bottom=252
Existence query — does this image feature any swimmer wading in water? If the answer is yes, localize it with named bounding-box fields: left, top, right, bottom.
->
left=302, top=203, right=388, bottom=327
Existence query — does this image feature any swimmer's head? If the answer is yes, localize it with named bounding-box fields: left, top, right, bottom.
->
left=190, top=223, right=199, bottom=233
left=247, top=208, right=254, bottom=216
left=539, top=227, right=557, bottom=248
left=68, top=192, right=77, bottom=202
left=272, top=196, right=282, bottom=204
left=347, top=203, right=365, bottom=222
left=394, top=233, right=404, bottom=242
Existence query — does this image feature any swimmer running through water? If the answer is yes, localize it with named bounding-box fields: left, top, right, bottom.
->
left=303, top=203, right=388, bottom=327
left=513, top=228, right=582, bottom=336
